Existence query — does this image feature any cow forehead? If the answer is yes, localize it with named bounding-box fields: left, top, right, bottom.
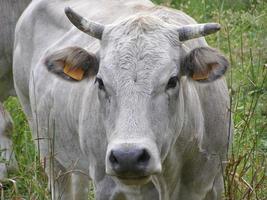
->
left=98, top=15, right=181, bottom=91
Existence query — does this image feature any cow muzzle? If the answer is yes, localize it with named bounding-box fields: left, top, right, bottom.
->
left=106, top=141, right=162, bottom=185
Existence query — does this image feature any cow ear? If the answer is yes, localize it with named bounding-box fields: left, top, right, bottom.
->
left=181, top=47, right=229, bottom=82
left=44, top=47, right=98, bottom=81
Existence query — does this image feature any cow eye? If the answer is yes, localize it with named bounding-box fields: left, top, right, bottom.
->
left=166, top=76, right=178, bottom=90
left=95, top=77, right=105, bottom=90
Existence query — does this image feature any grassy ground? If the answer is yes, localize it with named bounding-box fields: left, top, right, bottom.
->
left=1, top=0, right=266, bottom=199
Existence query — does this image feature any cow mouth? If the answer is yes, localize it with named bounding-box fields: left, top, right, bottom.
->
left=114, top=175, right=151, bottom=186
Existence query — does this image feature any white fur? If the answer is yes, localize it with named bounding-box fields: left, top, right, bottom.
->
left=13, top=0, right=231, bottom=199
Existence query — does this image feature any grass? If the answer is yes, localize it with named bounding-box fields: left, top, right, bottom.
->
left=1, top=0, right=267, bottom=199
left=3, top=97, right=48, bottom=199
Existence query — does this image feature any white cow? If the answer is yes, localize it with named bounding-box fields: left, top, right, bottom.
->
left=0, top=0, right=32, bottom=99
left=14, top=0, right=231, bottom=199
left=0, top=0, right=31, bottom=179
left=0, top=102, right=17, bottom=179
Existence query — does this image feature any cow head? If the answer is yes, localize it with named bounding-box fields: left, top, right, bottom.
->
left=45, top=7, right=229, bottom=186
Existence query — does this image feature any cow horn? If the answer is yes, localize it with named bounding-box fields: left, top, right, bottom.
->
left=65, top=7, right=104, bottom=40
left=177, top=23, right=221, bottom=41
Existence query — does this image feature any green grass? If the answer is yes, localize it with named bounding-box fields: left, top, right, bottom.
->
left=3, top=97, right=48, bottom=199
left=1, top=0, right=267, bottom=199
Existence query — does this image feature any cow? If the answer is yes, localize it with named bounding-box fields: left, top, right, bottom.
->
left=13, top=0, right=231, bottom=199
left=0, top=102, right=17, bottom=179
left=0, top=0, right=32, bottom=179
left=0, top=0, right=32, bottom=100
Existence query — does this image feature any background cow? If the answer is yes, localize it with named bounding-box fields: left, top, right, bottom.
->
left=0, top=0, right=31, bottom=179
left=0, top=102, right=17, bottom=179
left=14, top=0, right=231, bottom=199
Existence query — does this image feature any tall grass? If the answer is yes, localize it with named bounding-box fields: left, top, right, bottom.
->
left=3, top=97, right=48, bottom=199
left=1, top=0, right=266, bottom=199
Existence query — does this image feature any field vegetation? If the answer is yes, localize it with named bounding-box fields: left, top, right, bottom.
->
left=1, top=0, right=266, bottom=199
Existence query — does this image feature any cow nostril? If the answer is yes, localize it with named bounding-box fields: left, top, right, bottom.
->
left=109, top=150, right=118, bottom=165
left=137, top=149, right=150, bottom=164
left=108, top=148, right=152, bottom=176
